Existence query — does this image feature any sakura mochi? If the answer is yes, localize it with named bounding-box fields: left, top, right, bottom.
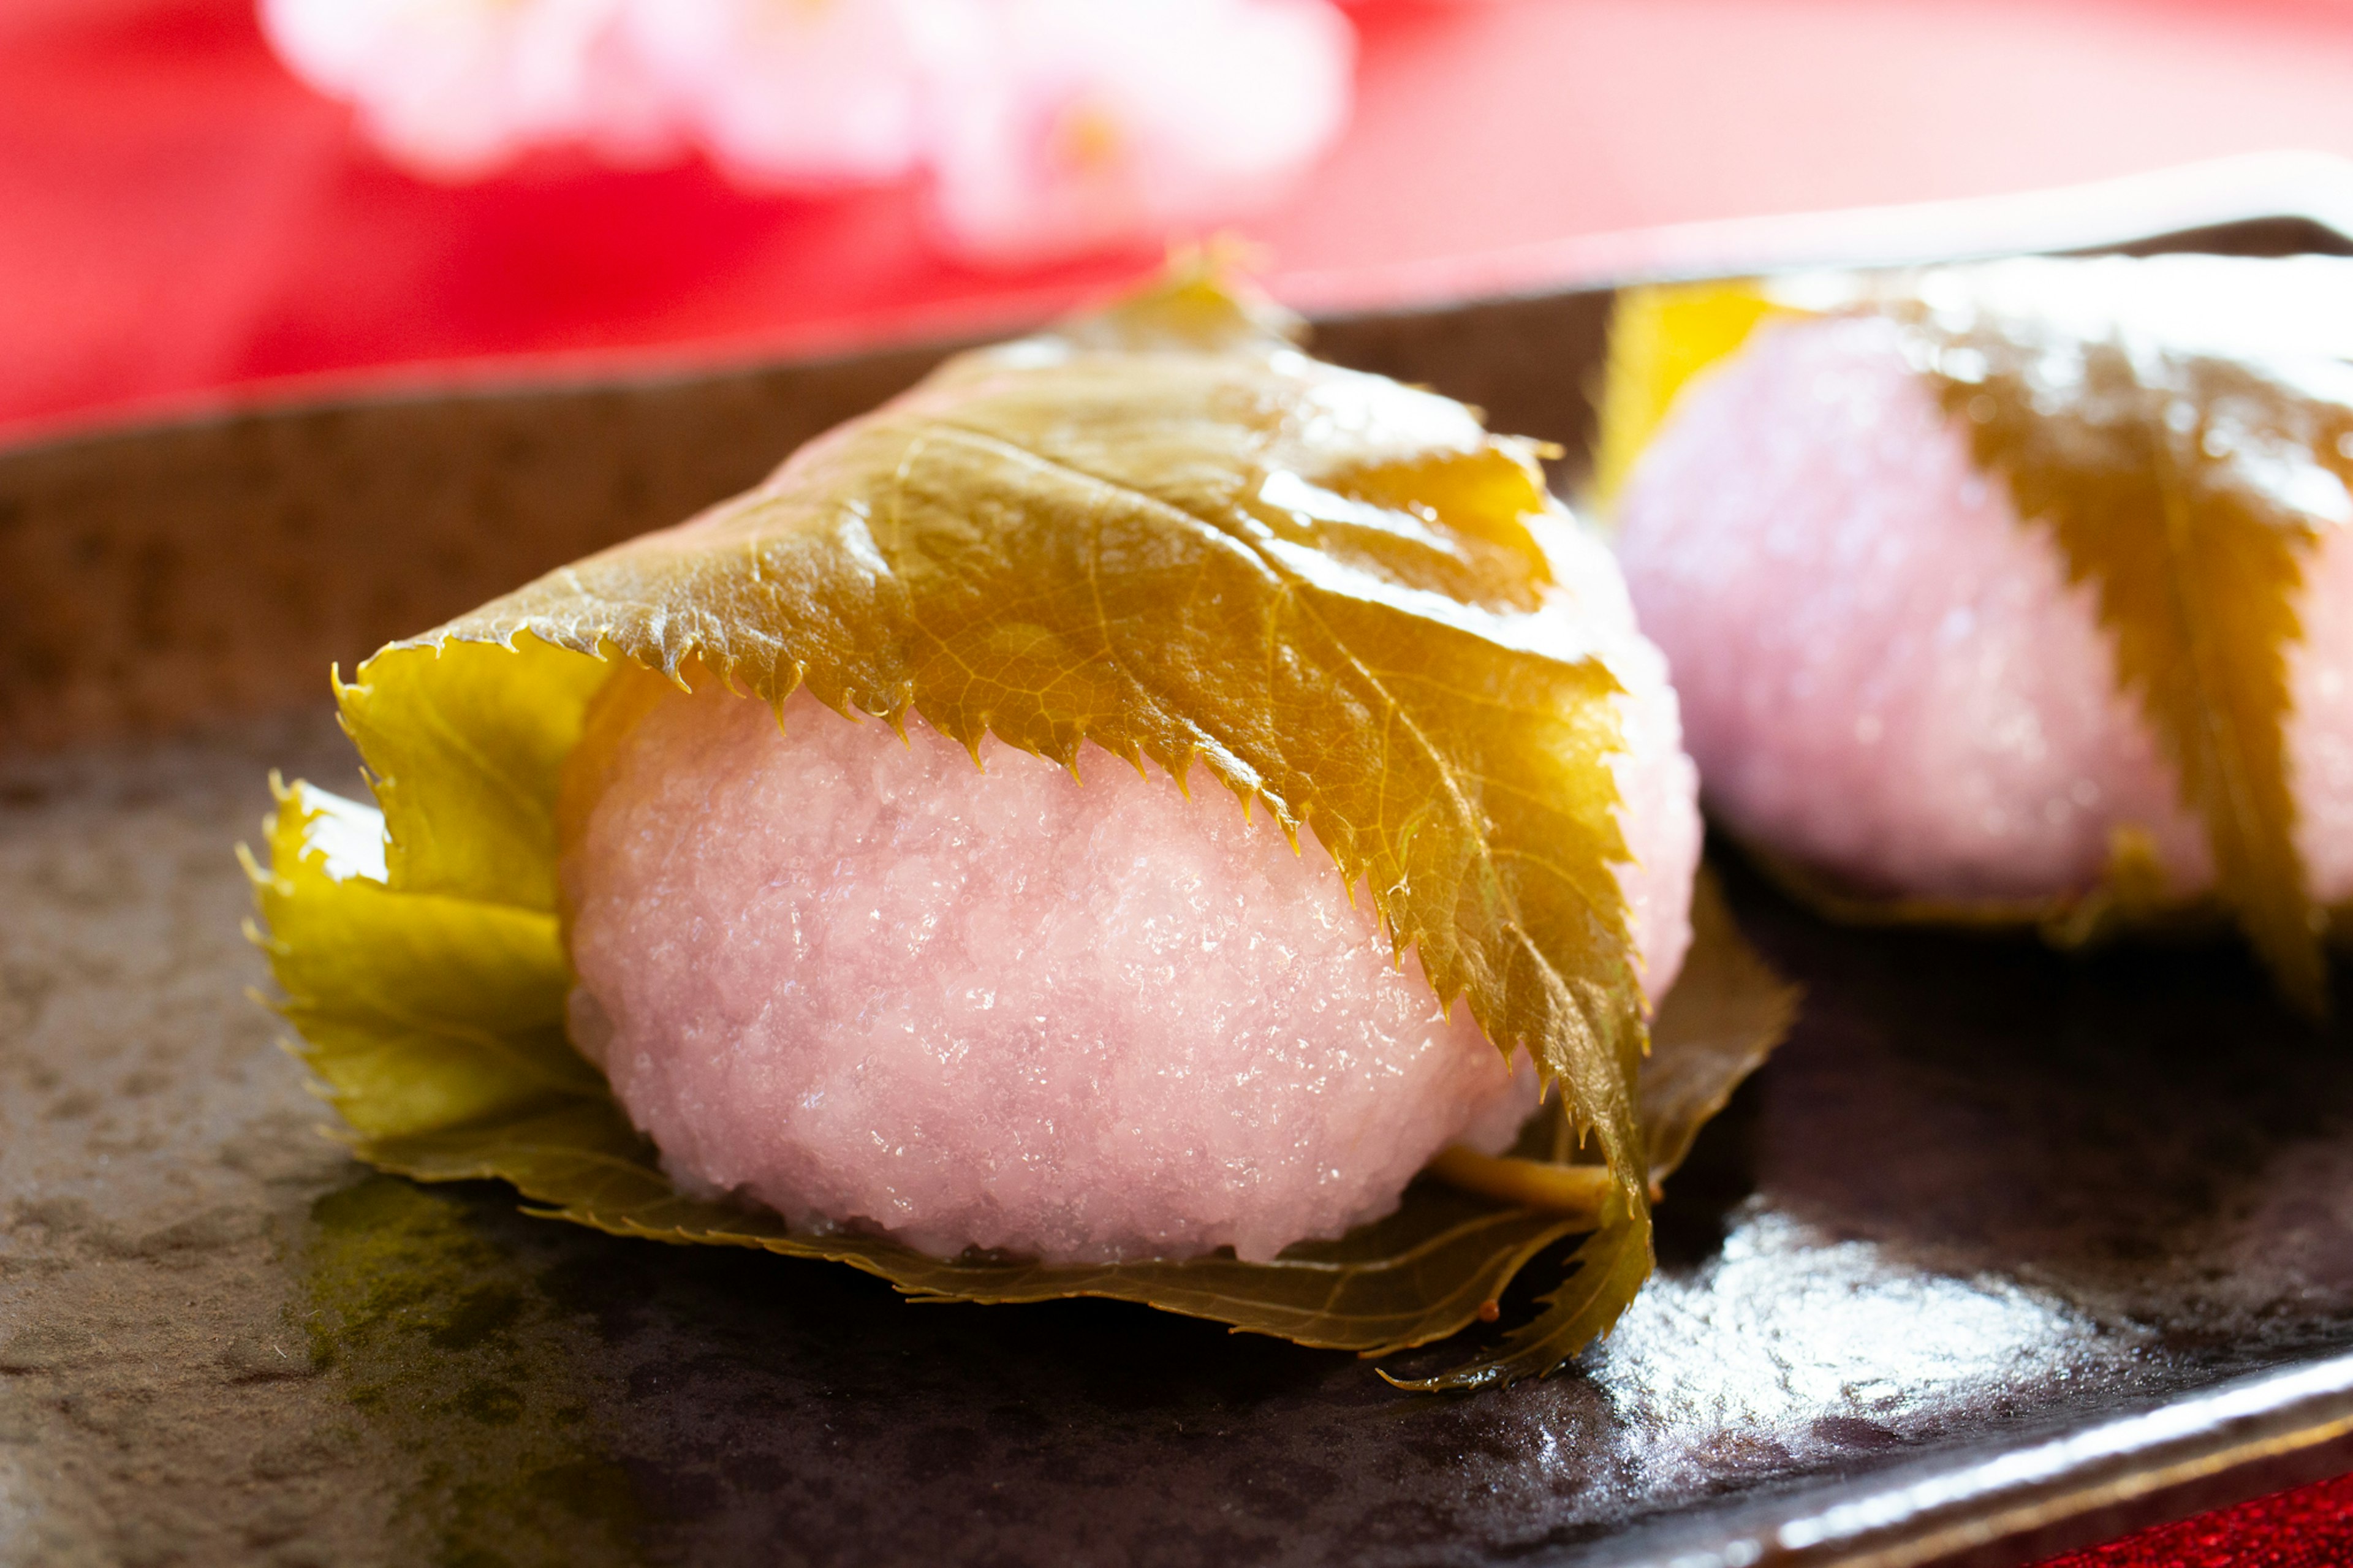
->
left=1605, top=259, right=2353, bottom=1003
left=260, top=267, right=1750, bottom=1385
left=1616, top=303, right=2353, bottom=901
left=559, top=526, right=1700, bottom=1266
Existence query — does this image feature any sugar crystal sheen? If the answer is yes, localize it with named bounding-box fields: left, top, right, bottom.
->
left=561, top=594, right=1697, bottom=1266
left=1615, top=314, right=2353, bottom=904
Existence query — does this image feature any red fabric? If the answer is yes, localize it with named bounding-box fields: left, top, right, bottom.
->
left=8, top=0, right=2353, bottom=441
left=2033, top=1470, right=2353, bottom=1567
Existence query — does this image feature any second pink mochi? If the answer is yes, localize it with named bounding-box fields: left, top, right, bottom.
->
left=1615, top=312, right=2353, bottom=906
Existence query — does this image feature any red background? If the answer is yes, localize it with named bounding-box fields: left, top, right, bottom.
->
left=8, top=1, right=2353, bottom=1559
left=2041, top=1470, right=2353, bottom=1567
left=9, top=0, right=2353, bottom=443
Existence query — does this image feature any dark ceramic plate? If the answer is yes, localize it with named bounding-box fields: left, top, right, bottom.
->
left=7, top=159, right=2353, bottom=1568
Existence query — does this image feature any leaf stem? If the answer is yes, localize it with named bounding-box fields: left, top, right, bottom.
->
left=1426, top=1146, right=1608, bottom=1221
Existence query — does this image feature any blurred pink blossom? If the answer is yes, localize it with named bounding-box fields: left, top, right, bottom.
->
left=922, top=0, right=1354, bottom=265
left=618, top=0, right=947, bottom=191
left=257, top=0, right=677, bottom=179
left=258, top=0, right=1356, bottom=264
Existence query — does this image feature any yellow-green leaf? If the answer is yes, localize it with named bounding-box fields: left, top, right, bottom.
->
left=247, top=779, right=599, bottom=1140
left=1590, top=279, right=1790, bottom=509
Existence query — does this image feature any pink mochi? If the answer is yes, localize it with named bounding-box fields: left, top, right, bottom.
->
left=559, top=536, right=1699, bottom=1266
left=1614, top=312, right=2353, bottom=904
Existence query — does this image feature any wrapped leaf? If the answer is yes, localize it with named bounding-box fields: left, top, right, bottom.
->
left=1597, top=259, right=2353, bottom=1009
left=1388, top=867, right=1800, bottom=1393
left=251, top=268, right=1796, bottom=1384
left=1590, top=281, right=1798, bottom=510
left=252, top=779, right=1791, bottom=1381
left=1632, top=865, right=1802, bottom=1186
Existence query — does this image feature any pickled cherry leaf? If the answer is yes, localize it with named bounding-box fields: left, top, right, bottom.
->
left=1916, top=307, right=2352, bottom=1014
left=1590, top=280, right=1796, bottom=509
left=1599, top=262, right=2353, bottom=1009
left=251, top=781, right=1791, bottom=1380
left=1382, top=1213, right=1653, bottom=1393
left=1636, top=865, right=1801, bottom=1185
